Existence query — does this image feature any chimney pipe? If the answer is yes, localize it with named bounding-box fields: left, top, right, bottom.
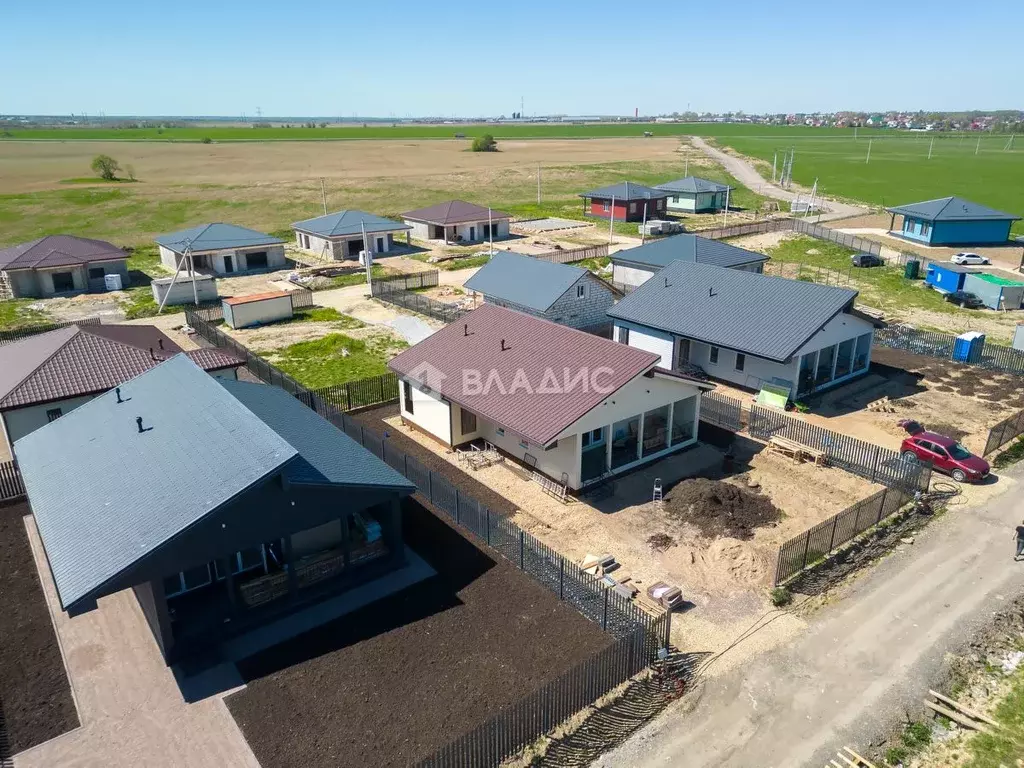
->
left=115, top=387, right=123, bottom=404
left=500, top=339, right=509, bottom=351
left=149, top=347, right=155, bottom=361
left=158, top=338, right=165, bottom=350
left=464, top=323, right=469, bottom=336
left=136, top=416, right=145, bottom=434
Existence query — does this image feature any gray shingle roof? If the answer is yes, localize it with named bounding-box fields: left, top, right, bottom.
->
left=655, top=176, right=732, bottom=195
left=402, top=200, right=511, bottom=225
left=16, top=356, right=415, bottom=612
left=0, top=235, right=127, bottom=270
left=292, top=210, right=411, bottom=238
left=607, top=261, right=858, bottom=362
left=612, top=234, right=767, bottom=270
left=579, top=182, right=669, bottom=201
left=885, top=196, right=1020, bottom=222
left=16, top=355, right=298, bottom=610
left=464, top=251, right=586, bottom=312
left=220, top=379, right=416, bottom=490
left=155, top=223, right=284, bottom=254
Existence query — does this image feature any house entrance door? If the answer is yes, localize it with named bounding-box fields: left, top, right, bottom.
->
left=223, top=255, right=234, bottom=273
left=674, top=338, right=690, bottom=369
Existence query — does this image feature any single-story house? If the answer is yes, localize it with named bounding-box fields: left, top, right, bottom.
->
left=388, top=303, right=712, bottom=490
left=886, top=196, right=1021, bottom=246
left=463, top=251, right=620, bottom=331
left=655, top=177, right=732, bottom=213
left=924, top=262, right=977, bottom=294
left=0, top=235, right=130, bottom=298
left=402, top=200, right=511, bottom=244
left=0, top=323, right=242, bottom=451
left=962, top=272, right=1024, bottom=310
left=579, top=182, right=669, bottom=222
left=292, top=210, right=412, bottom=260
left=223, top=291, right=295, bottom=329
left=15, top=355, right=416, bottom=664
left=611, top=234, right=768, bottom=288
left=608, top=261, right=876, bottom=399
left=156, top=223, right=286, bottom=275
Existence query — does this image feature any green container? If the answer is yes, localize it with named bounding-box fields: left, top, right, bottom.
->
left=904, top=259, right=920, bottom=279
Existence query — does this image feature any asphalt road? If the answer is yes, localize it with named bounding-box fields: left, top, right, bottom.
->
left=691, top=137, right=866, bottom=221
left=598, top=467, right=1024, bottom=768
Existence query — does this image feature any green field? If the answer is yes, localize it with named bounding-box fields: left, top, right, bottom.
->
left=0, top=123, right=864, bottom=142
left=717, top=134, right=1024, bottom=235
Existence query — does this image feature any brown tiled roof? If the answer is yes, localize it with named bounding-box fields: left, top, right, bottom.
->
left=0, top=235, right=127, bottom=270
left=0, top=325, right=243, bottom=409
left=401, top=200, right=511, bottom=226
left=223, top=290, right=292, bottom=306
left=387, top=304, right=659, bottom=446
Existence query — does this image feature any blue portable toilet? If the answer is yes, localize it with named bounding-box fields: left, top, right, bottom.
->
left=952, top=331, right=985, bottom=364
left=925, top=263, right=976, bottom=294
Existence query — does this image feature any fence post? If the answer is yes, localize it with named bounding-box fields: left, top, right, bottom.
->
left=827, top=515, right=839, bottom=552
left=602, top=589, right=609, bottom=631
left=454, top=490, right=460, bottom=525
left=559, top=557, right=564, bottom=600
left=485, top=508, right=491, bottom=545
left=875, top=488, right=888, bottom=525
left=346, top=386, right=352, bottom=412
left=870, top=445, right=881, bottom=483
left=519, top=530, right=525, bottom=569
left=663, top=607, right=672, bottom=650
left=427, top=470, right=433, bottom=502
left=802, top=529, right=812, bottom=569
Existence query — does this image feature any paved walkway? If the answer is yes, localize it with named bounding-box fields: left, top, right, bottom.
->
left=691, top=137, right=867, bottom=221
left=599, top=467, right=1024, bottom=767
left=15, top=517, right=260, bottom=768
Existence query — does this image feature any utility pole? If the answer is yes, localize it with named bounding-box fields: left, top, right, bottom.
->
left=157, top=239, right=199, bottom=314
left=722, top=186, right=730, bottom=226
left=772, top=151, right=777, bottom=183
left=854, top=126, right=858, bottom=141
left=608, top=195, right=616, bottom=245
left=976, top=136, right=981, bottom=155
left=866, top=139, right=872, bottom=164
left=320, top=177, right=328, bottom=215
left=361, top=220, right=373, bottom=286
left=537, top=164, right=541, bottom=204
left=640, top=201, right=648, bottom=244
left=928, top=137, right=934, bottom=160
left=488, top=207, right=493, bottom=252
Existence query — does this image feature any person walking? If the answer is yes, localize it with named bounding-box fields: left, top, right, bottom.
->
left=1015, top=520, right=1024, bottom=561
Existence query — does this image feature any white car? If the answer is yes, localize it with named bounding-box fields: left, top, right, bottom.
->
left=950, top=252, right=990, bottom=266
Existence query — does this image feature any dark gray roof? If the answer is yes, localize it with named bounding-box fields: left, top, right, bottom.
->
left=612, top=234, right=767, bottom=270
left=464, top=251, right=585, bottom=312
left=16, top=355, right=414, bottom=611
left=292, top=210, right=411, bottom=238
left=402, top=200, right=511, bottom=225
left=155, top=223, right=284, bottom=254
left=885, top=196, right=1020, bottom=223
left=0, top=235, right=127, bottom=271
left=607, top=261, right=858, bottom=362
left=220, top=379, right=415, bottom=490
left=579, top=182, right=669, bottom=201
left=655, top=176, right=732, bottom=195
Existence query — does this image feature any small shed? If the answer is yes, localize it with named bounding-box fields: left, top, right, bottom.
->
left=962, top=273, right=1024, bottom=310
left=151, top=275, right=218, bottom=306
left=223, top=291, right=294, bottom=329
left=924, top=262, right=976, bottom=294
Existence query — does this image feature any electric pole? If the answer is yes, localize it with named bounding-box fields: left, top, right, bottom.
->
left=320, top=177, right=328, bottom=215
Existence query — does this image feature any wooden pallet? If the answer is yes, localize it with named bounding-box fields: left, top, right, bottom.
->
left=825, top=745, right=877, bottom=767
left=923, top=689, right=999, bottom=734
left=769, top=435, right=827, bottom=466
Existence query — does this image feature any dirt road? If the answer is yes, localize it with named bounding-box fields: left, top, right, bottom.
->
left=599, top=468, right=1024, bottom=768
left=691, top=137, right=866, bottom=221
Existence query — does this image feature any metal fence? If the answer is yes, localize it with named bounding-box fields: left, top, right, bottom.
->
left=984, top=409, right=1024, bottom=456
left=371, top=270, right=440, bottom=291
left=875, top=325, right=1024, bottom=377
left=0, top=460, right=25, bottom=502
left=791, top=219, right=885, bottom=256
left=371, top=275, right=469, bottom=323
left=747, top=405, right=929, bottom=492
left=763, top=260, right=853, bottom=287
left=533, top=243, right=609, bottom=265
left=699, top=391, right=744, bottom=431
left=307, top=374, right=400, bottom=412
left=697, top=218, right=792, bottom=241
left=774, top=476, right=927, bottom=585
left=0, top=316, right=102, bottom=346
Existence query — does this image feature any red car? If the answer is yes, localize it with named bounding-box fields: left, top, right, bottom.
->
left=900, top=432, right=990, bottom=483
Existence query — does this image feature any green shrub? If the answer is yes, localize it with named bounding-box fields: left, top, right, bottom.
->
left=471, top=134, right=497, bottom=152
left=201, top=136, right=213, bottom=144
left=770, top=587, right=792, bottom=607
left=902, top=721, right=932, bottom=749
left=994, top=436, right=1024, bottom=469
left=886, top=746, right=908, bottom=765
left=90, top=154, right=121, bottom=181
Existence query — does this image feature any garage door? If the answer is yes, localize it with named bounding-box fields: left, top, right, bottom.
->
left=246, top=252, right=268, bottom=270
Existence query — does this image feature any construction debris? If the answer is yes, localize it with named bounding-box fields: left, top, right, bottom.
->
left=824, top=745, right=877, bottom=767
left=646, top=581, right=683, bottom=610
left=866, top=396, right=897, bottom=413
left=664, top=478, right=782, bottom=540
left=923, top=689, right=999, bottom=734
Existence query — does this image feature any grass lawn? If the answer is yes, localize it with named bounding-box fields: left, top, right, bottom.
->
left=119, top=286, right=161, bottom=319
left=718, top=134, right=1024, bottom=237
left=575, top=256, right=612, bottom=272
left=408, top=251, right=491, bottom=271
left=0, top=298, right=50, bottom=330
left=993, top=437, right=1024, bottom=469
left=283, top=306, right=365, bottom=328
left=261, top=333, right=405, bottom=388
left=59, top=176, right=139, bottom=185
left=124, top=243, right=167, bottom=277
left=961, top=664, right=1024, bottom=767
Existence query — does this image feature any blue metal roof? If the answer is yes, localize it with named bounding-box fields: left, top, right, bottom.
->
left=155, top=223, right=284, bottom=254
left=292, top=210, right=411, bottom=238
left=608, top=261, right=858, bottom=362
left=464, top=251, right=586, bottom=311
left=579, top=181, right=669, bottom=201
left=886, top=196, right=1020, bottom=222
left=655, top=176, right=732, bottom=195
left=612, top=234, right=767, bottom=270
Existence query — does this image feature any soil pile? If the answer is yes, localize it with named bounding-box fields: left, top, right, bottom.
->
left=664, top=479, right=781, bottom=540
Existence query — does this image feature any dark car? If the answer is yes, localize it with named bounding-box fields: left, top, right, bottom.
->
left=900, top=431, right=990, bottom=483
left=852, top=253, right=883, bottom=268
left=944, top=290, right=984, bottom=309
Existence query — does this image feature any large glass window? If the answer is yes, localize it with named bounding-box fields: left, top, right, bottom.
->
left=610, top=416, right=640, bottom=469
left=671, top=397, right=697, bottom=444
left=798, top=352, right=817, bottom=396
left=853, top=333, right=871, bottom=371
left=815, top=345, right=836, bottom=386
left=834, top=338, right=855, bottom=379
left=642, top=406, right=669, bottom=457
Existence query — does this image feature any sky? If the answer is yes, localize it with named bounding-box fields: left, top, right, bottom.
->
left=4, top=0, right=1022, bottom=117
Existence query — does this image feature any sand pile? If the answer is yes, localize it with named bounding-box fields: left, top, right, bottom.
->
left=664, top=479, right=781, bottom=540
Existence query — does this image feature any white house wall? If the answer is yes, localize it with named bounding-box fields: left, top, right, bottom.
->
left=226, top=296, right=293, bottom=329
left=798, top=312, right=874, bottom=356
left=3, top=394, right=98, bottom=449
left=688, top=340, right=800, bottom=392
left=476, top=420, right=580, bottom=487
left=611, top=263, right=656, bottom=287
left=399, top=378, right=452, bottom=445
left=613, top=321, right=675, bottom=365
left=161, top=245, right=286, bottom=275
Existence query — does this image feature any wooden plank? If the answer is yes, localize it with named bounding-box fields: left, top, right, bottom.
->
left=928, top=690, right=999, bottom=727
left=923, top=700, right=993, bottom=734
left=843, top=746, right=877, bottom=767
left=835, top=754, right=857, bottom=767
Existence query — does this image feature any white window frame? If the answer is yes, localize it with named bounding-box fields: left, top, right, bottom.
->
left=576, top=283, right=586, bottom=299
left=618, top=326, right=630, bottom=344
left=709, top=346, right=720, bottom=365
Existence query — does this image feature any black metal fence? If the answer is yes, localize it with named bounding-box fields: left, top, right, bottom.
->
left=533, top=243, right=610, bottom=265
left=697, top=218, right=792, bottom=241
left=0, top=460, right=25, bottom=502
left=984, top=409, right=1024, bottom=456
left=371, top=270, right=440, bottom=292
left=875, top=325, right=1024, bottom=377
left=371, top=273, right=469, bottom=323
left=791, top=219, right=886, bottom=257
left=774, top=476, right=928, bottom=585
left=747, top=405, right=929, bottom=492
left=763, top=260, right=854, bottom=287
left=308, top=374, right=400, bottom=412
left=0, top=316, right=102, bottom=346
left=700, top=391, right=744, bottom=431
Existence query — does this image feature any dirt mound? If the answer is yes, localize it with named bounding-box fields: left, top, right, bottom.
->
left=664, top=479, right=781, bottom=540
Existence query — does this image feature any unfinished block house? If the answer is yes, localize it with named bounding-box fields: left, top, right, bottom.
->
left=402, top=200, right=511, bottom=244
left=292, top=210, right=411, bottom=260
left=0, top=235, right=130, bottom=298
left=156, top=223, right=286, bottom=275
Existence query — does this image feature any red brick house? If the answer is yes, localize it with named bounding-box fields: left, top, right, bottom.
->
left=579, top=182, right=670, bottom=222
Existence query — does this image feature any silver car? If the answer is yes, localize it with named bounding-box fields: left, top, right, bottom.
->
left=950, top=252, right=991, bottom=265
